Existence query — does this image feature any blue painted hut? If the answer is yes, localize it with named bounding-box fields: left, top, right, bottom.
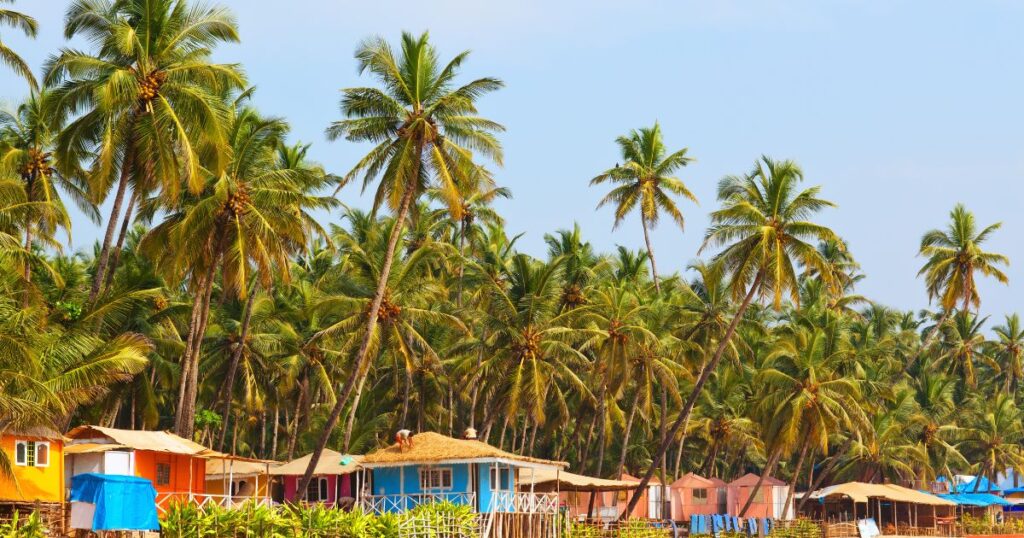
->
left=358, top=431, right=566, bottom=514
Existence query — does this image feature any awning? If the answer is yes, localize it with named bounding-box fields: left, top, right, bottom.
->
left=938, top=493, right=1014, bottom=507
left=517, top=468, right=637, bottom=492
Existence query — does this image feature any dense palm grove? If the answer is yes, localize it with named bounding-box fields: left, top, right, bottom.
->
left=3, top=0, right=1023, bottom=512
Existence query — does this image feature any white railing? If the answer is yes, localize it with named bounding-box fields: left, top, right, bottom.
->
left=487, top=491, right=560, bottom=514
left=155, top=492, right=274, bottom=514
left=359, top=492, right=476, bottom=513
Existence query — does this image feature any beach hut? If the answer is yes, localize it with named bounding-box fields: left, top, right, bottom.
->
left=269, top=449, right=362, bottom=508
left=0, top=427, right=65, bottom=529
left=803, top=482, right=956, bottom=533
left=726, top=473, right=789, bottom=518
left=64, top=425, right=218, bottom=513
left=619, top=473, right=665, bottom=520
left=517, top=468, right=636, bottom=521
left=359, top=431, right=566, bottom=514
left=670, top=473, right=719, bottom=521
left=708, top=477, right=729, bottom=513
left=205, top=457, right=279, bottom=506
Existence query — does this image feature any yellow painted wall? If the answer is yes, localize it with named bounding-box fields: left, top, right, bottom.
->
left=0, top=434, right=64, bottom=502
left=205, top=475, right=271, bottom=498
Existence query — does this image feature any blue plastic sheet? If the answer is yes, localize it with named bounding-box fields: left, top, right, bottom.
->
left=69, top=473, right=160, bottom=531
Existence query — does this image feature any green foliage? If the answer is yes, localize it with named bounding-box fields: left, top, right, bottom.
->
left=159, top=501, right=470, bottom=538
left=0, top=512, right=46, bottom=538
left=959, top=514, right=1024, bottom=535
left=567, top=519, right=669, bottom=538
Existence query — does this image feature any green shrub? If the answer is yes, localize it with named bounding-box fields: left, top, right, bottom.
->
left=0, top=512, right=46, bottom=538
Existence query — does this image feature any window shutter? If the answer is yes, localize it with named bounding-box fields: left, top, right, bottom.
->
left=35, top=443, right=49, bottom=467
left=14, top=441, right=27, bottom=466
left=319, top=478, right=328, bottom=501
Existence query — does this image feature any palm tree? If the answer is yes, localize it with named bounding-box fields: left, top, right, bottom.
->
left=962, top=394, right=1024, bottom=491
left=142, top=105, right=335, bottom=437
left=908, top=204, right=1009, bottom=369
left=46, top=0, right=244, bottom=302
left=0, top=91, right=95, bottom=288
left=933, top=311, right=993, bottom=388
left=622, top=156, right=838, bottom=517
left=298, top=31, right=504, bottom=496
left=745, top=327, right=866, bottom=517
left=0, top=0, right=37, bottom=89
left=591, top=123, right=695, bottom=293
left=989, top=314, right=1024, bottom=394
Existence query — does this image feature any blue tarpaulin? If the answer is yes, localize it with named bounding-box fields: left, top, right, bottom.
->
left=69, top=473, right=160, bottom=531
left=937, top=493, right=1013, bottom=507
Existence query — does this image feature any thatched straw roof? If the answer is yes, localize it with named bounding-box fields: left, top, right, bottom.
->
left=270, top=449, right=362, bottom=476
left=362, top=432, right=566, bottom=468
left=808, top=482, right=955, bottom=506
left=517, top=468, right=636, bottom=492
left=4, top=426, right=64, bottom=441
left=206, top=458, right=280, bottom=478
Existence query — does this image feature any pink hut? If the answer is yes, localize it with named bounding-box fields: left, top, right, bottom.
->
left=269, top=449, right=362, bottom=508
left=620, top=473, right=666, bottom=520
left=726, top=473, right=787, bottom=518
left=670, top=473, right=719, bottom=521
left=708, top=477, right=728, bottom=513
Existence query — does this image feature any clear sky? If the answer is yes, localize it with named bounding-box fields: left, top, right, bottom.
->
left=3, top=0, right=1023, bottom=319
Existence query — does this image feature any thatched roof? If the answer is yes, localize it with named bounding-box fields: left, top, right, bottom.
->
left=3, top=426, right=64, bottom=440
left=517, top=468, right=636, bottom=492
left=206, top=458, right=280, bottom=478
left=66, top=425, right=216, bottom=457
left=808, top=482, right=955, bottom=506
left=362, top=432, right=566, bottom=468
left=270, top=449, right=362, bottom=476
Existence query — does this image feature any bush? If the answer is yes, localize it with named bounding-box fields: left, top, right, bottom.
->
left=0, top=512, right=46, bottom=538
left=961, top=514, right=1024, bottom=535
left=160, top=501, right=473, bottom=538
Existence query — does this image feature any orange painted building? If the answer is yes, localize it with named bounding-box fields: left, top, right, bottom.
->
left=64, top=426, right=213, bottom=510
left=0, top=428, right=65, bottom=503
left=670, top=473, right=720, bottom=521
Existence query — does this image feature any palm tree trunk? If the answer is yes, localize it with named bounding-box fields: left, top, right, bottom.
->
left=592, top=384, right=608, bottom=476
left=400, top=365, right=411, bottom=427
left=342, top=366, right=370, bottom=452
left=296, top=161, right=420, bottom=499
left=103, top=189, right=137, bottom=290
left=640, top=216, right=661, bottom=294
left=22, top=226, right=33, bottom=307
left=174, top=266, right=212, bottom=435
left=621, top=271, right=763, bottom=519
left=782, top=439, right=810, bottom=518
left=904, top=309, right=951, bottom=371
left=217, top=289, right=257, bottom=450
left=456, top=219, right=466, bottom=307
left=739, top=443, right=783, bottom=517
left=271, top=405, right=280, bottom=459
left=798, top=437, right=853, bottom=512
left=90, top=143, right=134, bottom=304
left=616, top=390, right=641, bottom=477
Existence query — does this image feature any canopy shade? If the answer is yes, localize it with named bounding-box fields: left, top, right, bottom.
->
left=362, top=432, right=566, bottom=468
left=939, top=493, right=1014, bottom=507
left=517, top=468, right=637, bottom=492
left=808, top=482, right=955, bottom=506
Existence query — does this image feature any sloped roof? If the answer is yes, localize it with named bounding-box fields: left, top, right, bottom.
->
left=66, top=426, right=211, bottom=456
left=270, top=449, right=362, bottom=476
left=621, top=473, right=662, bottom=485
left=518, top=468, right=637, bottom=492
left=206, top=458, right=280, bottom=478
left=4, top=426, right=64, bottom=440
left=671, top=472, right=716, bottom=489
left=809, top=482, right=954, bottom=506
left=362, top=432, right=566, bottom=468
left=729, top=472, right=785, bottom=487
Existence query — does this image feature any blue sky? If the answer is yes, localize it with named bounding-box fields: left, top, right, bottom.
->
left=3, top=0, right=1024, bottom=318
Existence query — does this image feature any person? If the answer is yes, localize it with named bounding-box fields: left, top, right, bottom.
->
left=396, top=429, right=413, bottom=450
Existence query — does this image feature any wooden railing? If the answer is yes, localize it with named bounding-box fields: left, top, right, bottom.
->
left=359, top=492, right=477, bottom=513
left=487, top=492, right=560, bottom=514
left=154, top=492, right=274, bottom=514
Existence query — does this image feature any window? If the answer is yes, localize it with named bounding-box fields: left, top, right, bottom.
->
left=34, top=442, right=49, bottom=467
left=306, top=478, right=329, bottom=502
left=14, top=441, right=28, bottom=466
left=13, top=441, right=47, bottom=467
left=490, top=466, right=511, bottom=491
left=749, top=487, right=765, bottom=503
left=419, top=467, right=452, bottom=490
left=693, top=488, right=708, bottom=504
left=156, top=463, right=171, bottom=486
